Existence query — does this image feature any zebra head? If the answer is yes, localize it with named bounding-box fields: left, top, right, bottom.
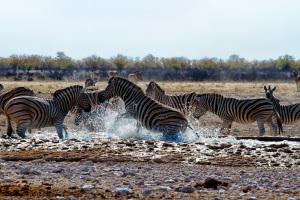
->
left=145, top=81, right=164, bottom=98
left=264, top=85, right=280, bottom=104
left=293, top=71, right=300, bottom=81
left=191, top=95, right=209, bottom=119
left=0, top=84, right=3, bottom=92
left=85, top=78, right=96, bottom=88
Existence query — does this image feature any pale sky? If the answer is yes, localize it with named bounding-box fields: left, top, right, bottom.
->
left=0, top=0, right=299, bottom=60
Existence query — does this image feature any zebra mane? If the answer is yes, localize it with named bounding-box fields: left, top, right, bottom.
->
left=53, top=85, right=83, bottom=98
left=197, top=93, right=225, bottom=100
left=149, top=81, right=165, bottom=94
left=109, top=76, right=144, bottom=94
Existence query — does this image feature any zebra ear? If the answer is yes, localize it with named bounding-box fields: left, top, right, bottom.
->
left=263, top=86, right=267, bottom=92
left=268, top=85, right=271, bottom=90
left=272, top=86, right=276, bottom=91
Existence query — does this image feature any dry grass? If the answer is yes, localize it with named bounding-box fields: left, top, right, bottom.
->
left=0, top=80, right=299, bottom=137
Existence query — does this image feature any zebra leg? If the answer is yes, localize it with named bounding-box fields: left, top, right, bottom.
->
left=256, top=117, right=265, bottom=136
left=266, top=116, right=278, bottom=136
left=55, top=125, right=64, bottom=139
left=136, top=121, right=142, bottom=134
left=6, top=119, right=14, bottom=137
left=16, top=126, right=27, bottom=138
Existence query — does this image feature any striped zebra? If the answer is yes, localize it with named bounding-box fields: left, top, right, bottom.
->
left=128, top=72, right=143, bottom=83
left=192, top=93, right=283, bottom=135
left=0, top=86, right=35, bottom=114
left=292, top=71, right=300, bottom=92
left=145, top=81, right=197, bottom=115
left=108, top=70, right=118, bottom=79
left=97, top=77, right=188, bottom=136
left=264, top=85, right=300, bottom=124
left=0, top=84, right=3, bottom=91
left=85, top=78, right=96, bottom=88
left=4, top=85, right=90, bottom=139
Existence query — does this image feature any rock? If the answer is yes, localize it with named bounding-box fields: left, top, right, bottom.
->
left=175, top=186, right=195, bottom=193
left=56, top=196, right=65, bottom=200
left=82, top=184, right=94, bottom=191
left=242, top=186, right=252, bottom=193
left=142, top=188, right=152, bottom=196
left=268, top=143, right=289, bottom=148
left=287, top=198, right=296, bottom=200
left=115, top=187, right=132, bottom=196
left=248, top=197, right=257, bottom=200
left=20, top=167, right=41, bottom=175
left=162, top=142, right=174, bottom=148
left=52, top=139, right=59, bottom=143
left=200, top=177, right=229, bottom=190
left=2, top=176, right=11, bottom=183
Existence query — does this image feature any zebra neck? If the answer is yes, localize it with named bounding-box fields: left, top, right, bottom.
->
left=88, top=92, right=100, bottom=105
left=207, top=95, right=222, bottom=114
left=271, top=98, right=281, bottom=110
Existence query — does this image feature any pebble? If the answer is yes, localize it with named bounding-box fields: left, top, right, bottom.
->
left=142, top=188, right=152, bottom=196
left=82, top=184, right=94, bottom=191
left=175, top=186, right=195, bottom=193
left=115, top=187, right=133, bottom=196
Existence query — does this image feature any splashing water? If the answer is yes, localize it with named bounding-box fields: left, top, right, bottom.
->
left=22, top=106, right=300, bottom=149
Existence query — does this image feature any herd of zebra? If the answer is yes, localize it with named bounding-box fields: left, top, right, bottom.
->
left=0, top=75, right=299, bottom=140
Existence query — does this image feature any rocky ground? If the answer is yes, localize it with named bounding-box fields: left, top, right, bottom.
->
left=0, top=136, right=299, bottom=199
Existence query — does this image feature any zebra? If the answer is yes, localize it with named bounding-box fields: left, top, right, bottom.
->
left=128, top=72, right=143, bottom=83
left=0, top=86, right=35, bottom=114
left=191, top=93, right=283, bottom=136
left=292, top=71, right=300, bottom=92
left=108, top=70, right=118, bottom=79
left=0, top=84, right=3, bottom=91
left=145, top=81, right=197, bottom=116
left=264, top=85, right=300, bottom=124
left=4, top=85, right=91, bottom=139
left=97, top=77, right=188, bottom=136
left=85, top=78, right=96, bottom=88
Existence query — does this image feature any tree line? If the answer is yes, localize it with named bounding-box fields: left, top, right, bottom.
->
left=0, top=52, right=299, bottom=81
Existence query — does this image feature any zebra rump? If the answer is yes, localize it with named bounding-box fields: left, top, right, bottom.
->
left=0, top=86, right=35, bottom=114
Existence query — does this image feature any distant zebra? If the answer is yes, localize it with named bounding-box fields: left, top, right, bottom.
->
left=0, top=87, right=35, bottom=114
left=128, top=72, right=143, bottom=83
left=264, top=85, right=300, bottom=124
left=0, top=84, right=3, bottom=91
left=85, top=78, right=96, bottom=88
left=4, top=85, right=90, bottom=139
left=192, top=93, right=283, bottom=135
left=108, top=70, right=118, bottom=79
left=292, top=71, right=300, bottom=92
left=97, top=77, right=188, bottom=136
left=146, top=81, right=197, bottom=116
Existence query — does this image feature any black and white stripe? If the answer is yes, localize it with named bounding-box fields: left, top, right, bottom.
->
left=264, top=85, right=300, bottom=124
left=0, top=86, right=35, bottom=114
left=98, top=77, right=188, bottom=135
left=146, top=81, right=196, bottom=115
left=4, top=85, right=90, bottom=139
left=192, top=93, right=283, bottom=135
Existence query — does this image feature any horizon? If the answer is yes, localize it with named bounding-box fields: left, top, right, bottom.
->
left=0, top=0, right=299, bottom=60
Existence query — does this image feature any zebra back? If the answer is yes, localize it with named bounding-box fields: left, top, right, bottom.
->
left=193, top=93, right=275, bottom=123
left=0, top=87, right=35, bottom=114
left=99, top=77, right=188, bottom=134
left=146, top=81, right=196, bottom=115
left=53, top=85, right=89, bottom=113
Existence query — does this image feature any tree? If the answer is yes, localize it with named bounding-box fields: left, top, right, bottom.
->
left=276, top=55, right=295, bottom=71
